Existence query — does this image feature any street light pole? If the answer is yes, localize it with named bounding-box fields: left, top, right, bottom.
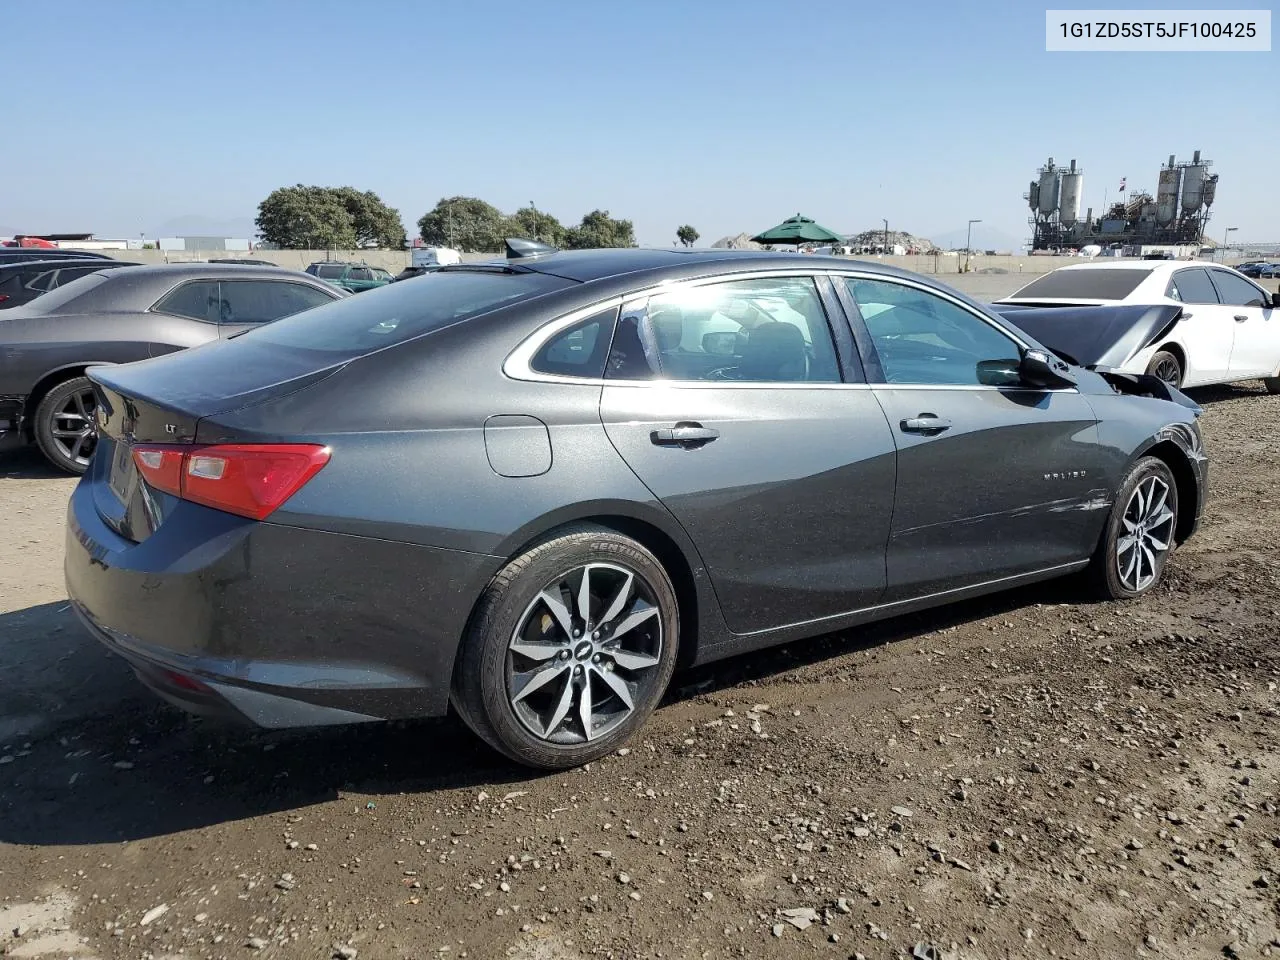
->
left=883, top=219, right=889, bottom=257
left=965, top=219, right=982, bottom=273
left=530, top=201, right=538, bottom=242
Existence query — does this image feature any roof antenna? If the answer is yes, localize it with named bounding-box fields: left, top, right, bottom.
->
left=505, top=237, right=557, bottom=259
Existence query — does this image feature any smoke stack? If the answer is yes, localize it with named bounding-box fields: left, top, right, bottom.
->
left=1193, top=149, right=1201, bottom=163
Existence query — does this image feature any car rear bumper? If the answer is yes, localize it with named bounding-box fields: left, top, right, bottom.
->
left=0, top=395, right=26, bottom=452
left=64, top=478, right=504, bottom=728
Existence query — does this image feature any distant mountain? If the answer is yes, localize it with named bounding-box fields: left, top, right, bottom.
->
left=927, top=224, right=1026, bottom=252
left=150, top=215, right=258, bottom=239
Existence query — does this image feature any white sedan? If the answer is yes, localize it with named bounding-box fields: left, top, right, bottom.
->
left=997, top=260, right=1280, bottom=392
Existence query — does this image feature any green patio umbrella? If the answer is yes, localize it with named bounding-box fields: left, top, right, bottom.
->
left=750, top=213, right=845, bottom=246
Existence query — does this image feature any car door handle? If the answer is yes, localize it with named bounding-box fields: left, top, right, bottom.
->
left=1234, top=314, right=1248, bottom=323
left=650, top=423, right=720, bottom=447
left=900, top=415, right=952, bottom=435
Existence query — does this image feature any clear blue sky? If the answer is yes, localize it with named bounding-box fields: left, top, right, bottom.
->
left=7, top=0, right=1276, bottom=247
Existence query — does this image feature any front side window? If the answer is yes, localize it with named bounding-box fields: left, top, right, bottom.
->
left=605, top=277, right=841, bottom=383
left=214, top=280, right=334, bottom=324
left=349, top=267, right=374, bottom=282
left=1166, top=268, right=1219, bottom=304
left=844, top=278, right=1021, bottom=385
left=530, top=307, right=617, bottom=377
left=1208, top=269, right=1267, bottom=307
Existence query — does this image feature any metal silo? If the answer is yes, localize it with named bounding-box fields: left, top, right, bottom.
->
left=1027, top=181, right=1040, bottom=211
left=1156, top=154, right=1180, bottom=225
left=1059, top=159, right=1083, bottom=226
left=1180, top=164, right=1207, bottom=213
left=1037, top=159, right=1060, bottom=216
left=1202, top=174, right=1218, bottom=207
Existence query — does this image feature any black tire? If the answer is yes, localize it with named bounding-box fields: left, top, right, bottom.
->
left=1263, top=377, right=1280, bottom=395
left=451, top=524, right=679, bottom=769
left=33, top=376, right=98, bottom=475
left=1145, top=350, right=1183, bottom=388
left=1087, top=456, right=1179, bottom=600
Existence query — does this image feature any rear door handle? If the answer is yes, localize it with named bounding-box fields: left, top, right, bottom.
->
left=1234, top=314, right=1248, bottom=323
left=650, top=423, right=720, bottom=447
left=900, top=415, right=952, bottom=435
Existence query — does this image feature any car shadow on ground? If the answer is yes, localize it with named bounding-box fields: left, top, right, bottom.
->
left=0, top=447, right=68, bottom=480
left=0, top=574, right=1090, bottom=847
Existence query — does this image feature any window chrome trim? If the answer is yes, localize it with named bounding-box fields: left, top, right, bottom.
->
left=504, top=269, right=854, bottom=387
left=503, top=268, right=1077, bottom=393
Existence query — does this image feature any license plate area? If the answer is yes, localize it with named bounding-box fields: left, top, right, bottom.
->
left=107, top=439, right=136, bottom=503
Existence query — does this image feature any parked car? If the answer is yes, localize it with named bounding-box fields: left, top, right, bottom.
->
left=65, top=244, right=1207, bottom=769
left=0, top=263, right=343, bottom=473
left=207, top=258, right=280, bottom=266
left=304, top=260, right=393, bottom=293
left=996, top=261, right=1280, bottom=391
left=0, top=258, right=142, bottom=310
left=0, top=248, right=114, bottom=264
left=391, top=265, right=441, bottom=282
left=1236, top=261, right=1280, bottom=278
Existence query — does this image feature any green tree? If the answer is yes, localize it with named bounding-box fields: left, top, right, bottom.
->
left=256, top=185, right=357, bottom=249
left=564, top=209, right=637, bottom=249
left=417, top=197, right=507, bottom=252
left=507, top=206, right=566, bottom=247
left=332, top=187, right=406, bottom=248
left=676, top=224, right=699, bottom=248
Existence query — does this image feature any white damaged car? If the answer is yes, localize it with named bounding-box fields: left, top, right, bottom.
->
left=995, top=261, right=1280, bottom=392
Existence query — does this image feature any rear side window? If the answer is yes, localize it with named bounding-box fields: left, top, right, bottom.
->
left=1208, top=269, right=1267, bottom=307
left=1010, top=268, right=1152, bottom=300
left=349, top=267, right=373, bottom=281
left=314, top=264, right=345, bottom=279
left=242, top=268, right=574, bottom=354
left=1167, top=268, right=1219, bottom=304
left=531, top=307, right=617, bottom=377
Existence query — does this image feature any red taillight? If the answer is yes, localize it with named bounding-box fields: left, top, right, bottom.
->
left=0, top=295, right=9, bottom=303
left=132, top=443, right=330, bottom=520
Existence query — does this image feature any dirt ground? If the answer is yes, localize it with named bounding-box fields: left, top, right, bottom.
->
left=1, top=280, right=1277, bottom=959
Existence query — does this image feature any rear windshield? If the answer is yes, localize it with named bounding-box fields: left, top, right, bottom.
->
left=22, top=272, right=110, bottom=313
left=1009, top=268, right=1152, bottom=301
left=240, top=268, right=574, bottom=353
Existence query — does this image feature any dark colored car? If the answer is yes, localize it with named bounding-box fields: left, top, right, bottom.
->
left=0, top=263, right=342, bottom=473
left=207, top=258, right=281, bottom=266
left=0, top=248, right=114, bottom=264
left=391, top=265, right=441, bottom=282
left=1237, top=261, right=1280, bottom=278
left=0, top=258, right=142, bottom=310
left=64, top=245, right=1207, bottom=769
left=305, top=260, right=393, bottom=293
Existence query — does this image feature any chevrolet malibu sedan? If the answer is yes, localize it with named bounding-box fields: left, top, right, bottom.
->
left=66, top=244, right=1207, bottom=769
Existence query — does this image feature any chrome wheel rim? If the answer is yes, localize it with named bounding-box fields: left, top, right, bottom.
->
left=49, top=387, right=98, bottom=467
left=1152, top=357, right=1180, bottom=387
left=1116, top=475, right=1175, bottom=592
left=507, top=562, right=663, bottom=745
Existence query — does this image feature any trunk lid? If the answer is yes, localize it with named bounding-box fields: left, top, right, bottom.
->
left=88, top=338, right=349, bottom=543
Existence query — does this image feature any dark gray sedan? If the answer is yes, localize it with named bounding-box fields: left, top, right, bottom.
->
left=64, top=246, right=1207, bottom=769
left=0, top=263, right=342, bottom=472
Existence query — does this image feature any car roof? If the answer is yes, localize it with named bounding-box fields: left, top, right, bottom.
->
left=95, top=262, right=320, bottom=281
left=1053, top=259, right=1221, bottom=275
left=0, top=257, right=127, bottom=271
left=472, top=247, right=922, bottom=285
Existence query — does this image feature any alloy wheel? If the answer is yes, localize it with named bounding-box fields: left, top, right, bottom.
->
left=49, top=387, right=98, bottom=467
left=1115, top=475, right=1175, bottom=592
left=1152, top=356, right=1181, bottom=387
left=506, top=562, right=663, bottom=744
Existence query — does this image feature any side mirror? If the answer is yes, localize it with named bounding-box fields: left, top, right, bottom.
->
left=1018, top=348, right=1077, bottom=389
left=975, top=358, right=1023, bottom=387
left=1271, top=291, right=1280, bottom=308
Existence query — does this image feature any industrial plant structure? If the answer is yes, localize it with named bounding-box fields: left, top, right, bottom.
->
left=1027, top=150, right=1218, bottom=253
